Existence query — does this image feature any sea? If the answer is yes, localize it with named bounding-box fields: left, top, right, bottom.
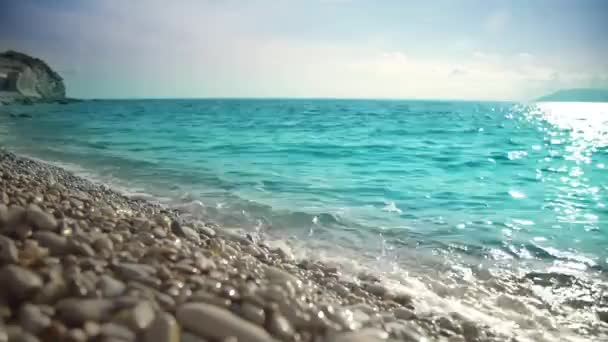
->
left=1, top=99, right=607, bottom=340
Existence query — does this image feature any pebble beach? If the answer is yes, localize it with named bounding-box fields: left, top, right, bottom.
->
left=0, top=149, right=523, bottom=342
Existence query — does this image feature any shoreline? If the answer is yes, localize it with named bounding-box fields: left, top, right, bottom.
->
left=0, top=149, right=451, bottom=341
left=0, top=149, right=605, bottom=341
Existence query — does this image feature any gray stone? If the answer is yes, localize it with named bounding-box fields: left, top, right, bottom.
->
left=98, top=275, right=126, bottom=297
left=180, top=332, right=208, bottom=342
left=0, top=235, right=18, bottom=264
left=56, top=298, right=116, bottom=325
left=268, top=313, right=295, bottom=340
left=99, top=323, right=135, bottom=341
left=0, top=204, right=8, bottom=227
left=193, top=256, right=216, bottom=272
left=461, top=321, right=480, bottom=341
left=143, top=312, right=179, bottom=342
left=181, top=227, right=200, bottom=244
left=239, top=302, right=265, bottom=326
left=437, top=316, right=461, bottom=333
left=0, top=265, right=43, bottom=300
left=18, top=304, right=51, bottom=335
left=6, top=206, right=26, bottom=227
left=125, top=301, right=155, bottom=331
left=176, top=303, right=276, bottom=342
left=198, top=226, right=216, bottom=237
left=365, top=283, right=388, bottom=297
left=6, top=329, right=40, bottom=342
left=394, top=307, right=415, bottom=320
left=65, top=329, right=87, bottom=342
left=327, top=328, right=389, bottom=342
left=25, top=204, right=57, bottom=231
left=92, top=236, right=114, bottom=253
left=66, top=238, right=95, bottom=257
left=33, top=231, right=68, bottom=255
left=114, top=263, right=155, bottom=280
left=597, top=309, right=608, bottom=323
left=265, top=266, right=302, bottom=289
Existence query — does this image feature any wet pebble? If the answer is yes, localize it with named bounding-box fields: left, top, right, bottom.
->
left=268, top=312, right=295, bottom=340
left=327, top=328, right=389, bottom=342
left=239, top=302, right=265, bottom=326
left=176, top=302, right=277, bottom=342
left=394, top=307, right=415, bottom=320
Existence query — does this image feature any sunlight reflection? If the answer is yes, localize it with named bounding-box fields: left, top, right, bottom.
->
left=532, top=101, right=607, bottom=232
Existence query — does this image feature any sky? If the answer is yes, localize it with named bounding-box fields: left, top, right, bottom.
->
left=1, top=0, right=607, bottom=100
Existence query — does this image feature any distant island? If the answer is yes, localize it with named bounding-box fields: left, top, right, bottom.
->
left=537, top=88, right=608, bottom=102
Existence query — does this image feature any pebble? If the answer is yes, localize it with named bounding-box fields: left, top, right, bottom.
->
left=0, top=265, right=43, bottom=301
left=7, top=329, right=40, bottom=342
left=180, top=226, right=201, bottom=244
left=327, top=328, right=389, bottom=342
left=6, top=206, right=26, bottom=227
left=99, top=323, right=135, bottom=341
left=114, top=262, right=155, bottom=281
left=56, top=298, right=116, bottom=325
left=143, top=312, right=180, bottom=342
left=268, top=312, right=295, bottom=340
left=239, top=302, right=265, bottom=325
left=0, top=204, right=8, bottom=226
left=597, top=309, right=608, bottom=323
left=437, top=316, right=462, bottom=334
left=18, top=304, right=51, bottom=335
left=0, top=235, right=18, bottom=264
left=33, top=231, right=68, bottom=255
left=25, top=204, right=57, bottom=231
left=394, top=307, right=415, bottom=320
left=181, top=332, right=209, bottom=342
left=98, top=275, right=126, bottom=297
left=92, top=236, right=114, bottom=252
left=176, top=303, right=277, bottom=342
left=365, top=283, right=388, bottom=298
left=198, top=226, right=216, bottom=237
left=124, top=301, right=155, bottom=331
left=266, top=266, right=301, bottom=289
left=65, top=329, right=87, bottom=342
left=66, top=238, right=95, bottom=257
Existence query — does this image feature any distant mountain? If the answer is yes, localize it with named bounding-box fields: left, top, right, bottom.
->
left=537, top=88, right=608, bottom=102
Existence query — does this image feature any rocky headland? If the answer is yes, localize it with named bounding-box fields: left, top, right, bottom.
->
left=0, top=51, right=75, bottom=106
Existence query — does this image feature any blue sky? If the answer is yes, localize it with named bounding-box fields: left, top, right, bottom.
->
left=1, top=0, right=607, bottom=100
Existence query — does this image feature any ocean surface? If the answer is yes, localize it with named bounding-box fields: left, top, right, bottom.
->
left=1, top=99, right=607, bottom=339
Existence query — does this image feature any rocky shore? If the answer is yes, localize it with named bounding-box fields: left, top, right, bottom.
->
left=0, top=149, right=519, bottom=342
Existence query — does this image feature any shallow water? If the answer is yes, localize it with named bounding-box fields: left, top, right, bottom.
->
left=1, top=99, right=607, bottom=339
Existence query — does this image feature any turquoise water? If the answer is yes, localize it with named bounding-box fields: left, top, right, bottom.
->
left=1, top=100, right=607, bottom=275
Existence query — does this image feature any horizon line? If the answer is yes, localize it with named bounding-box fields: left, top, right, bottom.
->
left=71, top=96, right=520, bottom=103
